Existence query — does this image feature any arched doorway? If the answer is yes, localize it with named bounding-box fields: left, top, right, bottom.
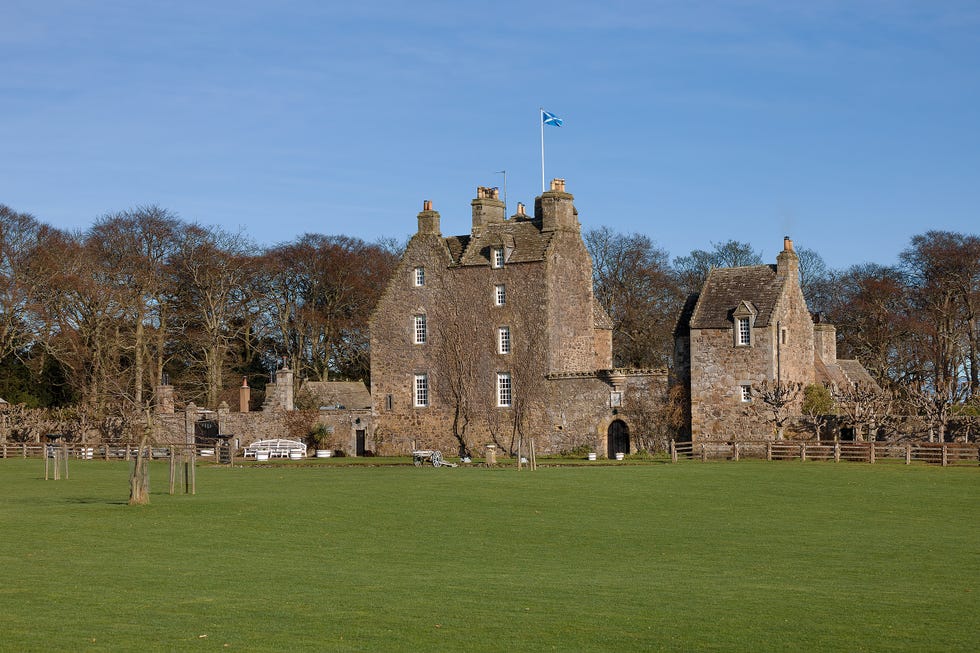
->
left=607, top=420, right=630, bottom=458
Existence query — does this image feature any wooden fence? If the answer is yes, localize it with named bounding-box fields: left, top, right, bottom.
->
left=0, top=442, right=234, bottom=463
left=669, top=440, right=980, bottom=466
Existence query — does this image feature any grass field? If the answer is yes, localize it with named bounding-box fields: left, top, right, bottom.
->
left=1, top=458, right=978, bottom=652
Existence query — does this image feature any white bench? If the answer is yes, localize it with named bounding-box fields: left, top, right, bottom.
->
left=243, top=439, right=307, bottom=460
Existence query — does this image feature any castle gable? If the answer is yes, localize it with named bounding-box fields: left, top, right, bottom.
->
left=689, top=264, right=785, bottom=330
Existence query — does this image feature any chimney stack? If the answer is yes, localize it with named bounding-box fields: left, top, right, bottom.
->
left=776, top=235, right=799, bottom=280
left=537, top=178, right=576, bottom=232
left=471, top=186, right=506, bottom=234
left=417, top=199, right=441, bottom=235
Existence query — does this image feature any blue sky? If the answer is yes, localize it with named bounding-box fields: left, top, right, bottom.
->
left=2, top=1, right=978, bottom=269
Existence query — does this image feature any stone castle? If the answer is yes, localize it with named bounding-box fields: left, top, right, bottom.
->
left=368, top=180, right=664, bottom=457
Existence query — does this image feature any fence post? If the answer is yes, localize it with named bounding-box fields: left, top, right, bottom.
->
left=801, top=443, right=806, bottom=462
left=766, top=440, right=772, bottom=461
left=942, top=444, right=948, bottom=467
left=869, top=442, right=876, bottom=464
left=732, top=442, right=739, bottom=461
left=905, top=444, right=912, bottom=465
left=2, top=444, right=6, bottom=458
left=834, top=441, right=841, bottom=463
left=670, top=440, right=677, bottom=463
left=700, top=443, right=707, bottom=462
left=23, top=443, right=27, bottom=458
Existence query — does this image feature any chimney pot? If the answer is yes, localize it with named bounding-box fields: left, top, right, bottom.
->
left=423, top=199, right=432, bottom=211
left=784, top=236, right=793, bottom=252
left=550, top=178, right=566, bottom=193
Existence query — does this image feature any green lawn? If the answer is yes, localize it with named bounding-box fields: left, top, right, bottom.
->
left=1, top=459, right=977, bottom=651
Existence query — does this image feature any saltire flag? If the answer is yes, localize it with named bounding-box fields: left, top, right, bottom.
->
left=542, top=110, right=563, bottom=127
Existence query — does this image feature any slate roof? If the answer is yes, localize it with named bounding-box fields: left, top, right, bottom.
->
left=837, top=359, right=878, bottom=387
left=299, top=381, right=372, bottom=410
left=445, top=235, right=470, bottom=265
left=688, top=265, right=785, bottom=329
left=451, top=219, right=553, bottom=267
left=815, top=358, right=848, bottom=386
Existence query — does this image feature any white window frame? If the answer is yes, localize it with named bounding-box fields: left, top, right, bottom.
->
left=414, top=373, right=429, bottom=407
left=413, top=266, right=425, bottom=286
left=494, top=284, right=506, bottom=306
left=736, top=316, right=751, bottom=346
left=498, top=326, right=511, bottom=354
left=491, top=247, right=504, bottom=268
left=497, top=372, right=512, bottom=407
left=413, top=314, right=427, bottom=344
left=739, top=384, right=752, bottom=403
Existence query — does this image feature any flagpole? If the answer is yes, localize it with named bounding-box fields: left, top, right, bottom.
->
left=540, top=108, right=546, bottom=193
left=496, top=169, right=507, bottom=214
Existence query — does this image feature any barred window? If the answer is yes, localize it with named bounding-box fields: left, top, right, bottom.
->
left=413, top=267, right=425, bottom=286
left=414, top=314, right=427, bottom=344
left=494, top=284, right=506, bottom=306
left=498, top=326, right=511, bottom=354
left=414, top=373, right=429, bottom=407
left=497, top=372, right=512, bottom=407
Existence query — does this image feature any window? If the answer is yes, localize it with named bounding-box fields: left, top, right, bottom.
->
left=494, top=284, right=506, bottom=306
left=781, top=328, right=788, bottom=345
left=413, top=267, right=425, bottom=286
left=736, top=317, right=751, bottom=346
left=414, top=373, right=429, bottom=407
left=491, top=247, right=504, bottom=268
left=739, top=384, right=752, bottom=403
left=385, top=394, right=393, bottom=411
left=413, top=314, right=427, bottom=344
left=610, top=391, right=623, bottom=408
left=498, top=326, right=511, bottom=354
left=497, top=372, right=512, bottom=407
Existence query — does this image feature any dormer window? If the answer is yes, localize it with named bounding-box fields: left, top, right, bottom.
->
left=491, top=247, right=504, bottom=268
left=413, top=267, right=425, bottom=286
left=736, top=317, right=751, bottom=346
left=732, top=301, right=757, bottom=347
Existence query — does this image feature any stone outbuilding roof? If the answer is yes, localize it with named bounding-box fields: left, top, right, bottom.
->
left=687, top=264, right=785, bottom=329
left=299, top=381, right=371, bottom=410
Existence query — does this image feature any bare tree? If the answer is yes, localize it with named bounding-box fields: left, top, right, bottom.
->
left=170, top=224, right=257, bottom=407
left=830, top=383, right=894, bottom=442
left=674, top=240, right=763, bottom=296
left=586, top=227, right=684, bottom=368
left=751, top=380, right=803, bottom=440
left=0, top=205, right=42, bottom=364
